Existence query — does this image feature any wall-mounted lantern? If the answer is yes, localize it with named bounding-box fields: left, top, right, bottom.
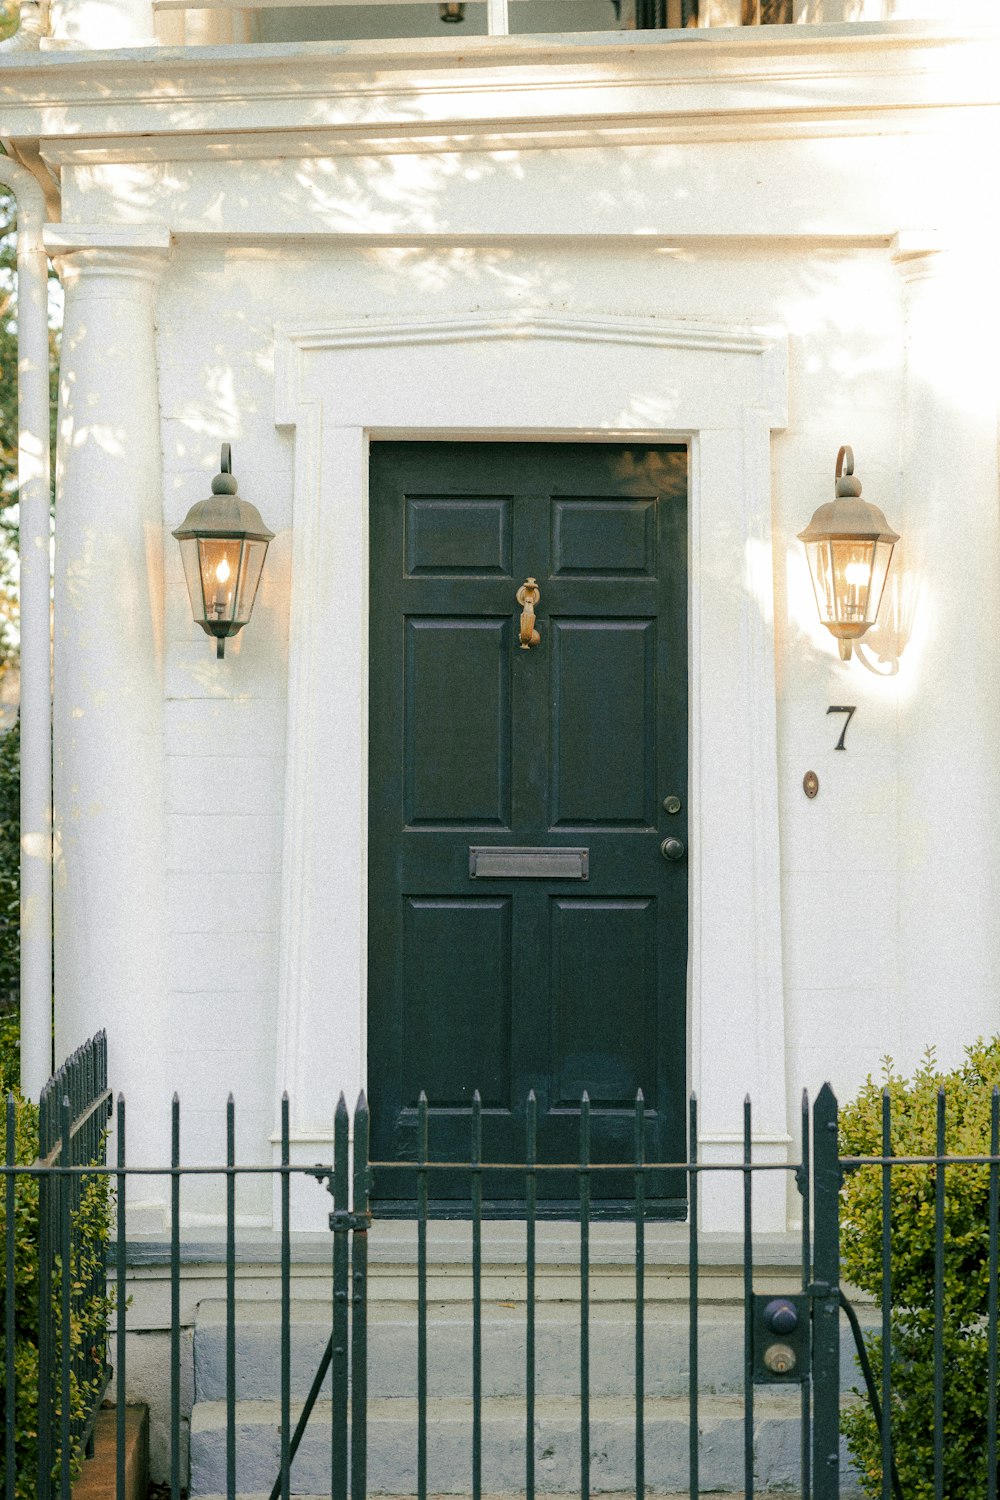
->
left=798, top=446, right=899, bottom=661
left=172, top=445, right=274, bottom=660
left=439, top=1, right=465, bottom=18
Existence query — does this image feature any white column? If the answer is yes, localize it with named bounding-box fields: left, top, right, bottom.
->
left=47, top=0, right=156, bottom=47
left=893, top=236, right=1000, bottom=1067
left=50, top=233, right=170, bottom=1193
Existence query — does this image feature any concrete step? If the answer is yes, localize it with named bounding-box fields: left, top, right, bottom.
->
left=189, top=1393, right=861, bottom=1496
left=193, top=1298, right=872, bottom=1403
left=194, top=1495, right=853, bottom=1500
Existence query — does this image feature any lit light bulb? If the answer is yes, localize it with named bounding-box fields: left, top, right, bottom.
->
left=212, top=555, right=233, bottom=618
left=844, top=560, right=870, bottom=587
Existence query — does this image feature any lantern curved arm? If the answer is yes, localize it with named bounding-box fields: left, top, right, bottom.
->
left=836, top=445, right=854, bottom=481
left=853, top=640, right=899, bottom=678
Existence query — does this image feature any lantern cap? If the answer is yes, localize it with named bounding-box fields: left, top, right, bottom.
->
left=797, top=445, right=899, bottom=545
left=172, top=444, right=274, bottom=543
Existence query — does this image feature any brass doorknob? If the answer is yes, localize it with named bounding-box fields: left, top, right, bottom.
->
left=660, top=837, right=686, bottom=862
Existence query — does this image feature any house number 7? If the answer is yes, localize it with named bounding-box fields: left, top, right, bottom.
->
left=827, top=705, right=856, bottom=752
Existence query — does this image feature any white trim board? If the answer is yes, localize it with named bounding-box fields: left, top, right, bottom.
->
left=272, top=307, right=789, bottom=1234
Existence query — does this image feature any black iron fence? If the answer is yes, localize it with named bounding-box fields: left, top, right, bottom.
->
left=5, top=1057, right=1000, bottom=1499
left=3, top=1030, right=112, bottom=1499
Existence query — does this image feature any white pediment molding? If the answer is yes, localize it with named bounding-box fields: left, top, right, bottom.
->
left=281, top=310, right=775, bottom=354
left=275, top=309, right=788, bottom=431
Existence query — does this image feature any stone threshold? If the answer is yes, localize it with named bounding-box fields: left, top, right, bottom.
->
left=113, top=1223, right=806, bottom=1270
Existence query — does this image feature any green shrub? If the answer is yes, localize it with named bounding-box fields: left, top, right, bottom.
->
left=840, top=1038, right=1000, bottom=1498
left=0, top=1010, right=17, bottom=1095
left=0, top=1089, right=114, bottom=1498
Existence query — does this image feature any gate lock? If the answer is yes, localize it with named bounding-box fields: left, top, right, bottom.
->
left=751, top=1294, right=810, bottom=1384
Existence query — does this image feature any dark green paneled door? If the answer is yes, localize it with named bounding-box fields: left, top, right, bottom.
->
left=368, top=443, right=688, bottom=1213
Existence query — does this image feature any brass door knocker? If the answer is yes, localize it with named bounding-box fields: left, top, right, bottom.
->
left=516, top=578, right=541, bottom=650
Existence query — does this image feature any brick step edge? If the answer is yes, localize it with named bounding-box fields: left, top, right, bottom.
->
left=72, top=1407, right=148, bottom=1500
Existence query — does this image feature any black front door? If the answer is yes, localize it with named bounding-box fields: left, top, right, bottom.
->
left=368, top=442, right=688, bottom=1212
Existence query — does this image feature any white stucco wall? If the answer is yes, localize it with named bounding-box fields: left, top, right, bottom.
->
left=4, top=17, right=999, bottom=1228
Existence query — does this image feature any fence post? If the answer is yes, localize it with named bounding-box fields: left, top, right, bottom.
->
left=812, top=1083, right=841, bottom=1500
left=350, top=1093, right=370, bottom=1500
left=331, top=1095, right=350, bottom=1500
left=37, top=1078, right=52, bottom=1500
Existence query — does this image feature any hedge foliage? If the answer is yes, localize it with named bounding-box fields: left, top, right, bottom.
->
left=0, top=1089, right=114, bottom=1498
left=839, top=1038, right=1000, bottom=1498
left=0, top=710, right=112, bottom=1493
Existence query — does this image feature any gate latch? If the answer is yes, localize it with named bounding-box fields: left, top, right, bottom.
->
left=751, top=1293, right=810, bottom=1384
left=329, top=1208, right=372, bottom=1234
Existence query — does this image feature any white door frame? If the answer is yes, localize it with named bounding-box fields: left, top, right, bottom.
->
left=273, top=309, right=790, bottom=1231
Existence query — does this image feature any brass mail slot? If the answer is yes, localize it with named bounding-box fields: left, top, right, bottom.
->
left=468, top=846, right=589, bottom=880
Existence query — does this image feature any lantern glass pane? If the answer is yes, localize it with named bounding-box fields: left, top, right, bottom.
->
left=829, top=538, right=876, bottom=625
left=178, top=537, right=207, bottom=624
left=234, top=539, right=269, bottom=624
left=805, top=536, right=892, bottom=630
left=197, top=538, right=243, bottom=627
left=804, top=538, right=835, bottom=625
left=867, top=538, right=895, bottom=625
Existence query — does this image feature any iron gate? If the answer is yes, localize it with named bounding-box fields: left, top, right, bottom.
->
left=6, top=1063, right=1000, bottom=1497
left=335, top=1085, right=847, bottom=1500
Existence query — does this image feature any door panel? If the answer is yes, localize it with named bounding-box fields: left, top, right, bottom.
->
left=406, top=495, right=513, bottom=577
left=550, top=618, right=655, bottom=828
left=551, top=497, right=656, bottom=577
left=401, top=897, right=512, bottom=1109
left=368, top=442, right=688, bottom=1214
left=404, top=617, right=511, bottom=828
left=551, top=897, right=657, bottom=1107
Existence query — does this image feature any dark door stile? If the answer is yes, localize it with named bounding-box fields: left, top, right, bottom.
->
left=367, top=442, right=688, bottom=1217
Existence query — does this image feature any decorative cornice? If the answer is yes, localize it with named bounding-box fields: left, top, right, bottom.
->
left=2, top=22, right=998, bottom=156
left=34, top=105, right=1000, bottom=166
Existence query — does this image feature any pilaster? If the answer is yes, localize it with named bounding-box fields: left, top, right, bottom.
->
left=892, top=235, right=1000, bottom=1065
